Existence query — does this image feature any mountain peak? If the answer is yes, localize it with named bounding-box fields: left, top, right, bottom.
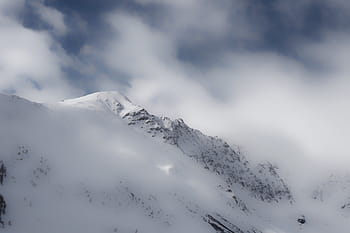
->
left=60, top=91, right=142, bottom=117
left=58, top=91, right=292, bottom=202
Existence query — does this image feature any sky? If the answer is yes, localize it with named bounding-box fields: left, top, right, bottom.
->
left=1, top=0, right=350, bottom=173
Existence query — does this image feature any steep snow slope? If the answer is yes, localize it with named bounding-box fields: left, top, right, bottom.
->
left=0, top=93, right=265, bottom=233
left=60, top=92, right=142, bottom=117
left=0, top=91, right=349, bottom=233
left=313, top=174, right=350, bottom=216
left=60, top=91, right=292, bottom=203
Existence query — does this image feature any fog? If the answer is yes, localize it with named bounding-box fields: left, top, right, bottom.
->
left=1, top=2, right=350, bottom=231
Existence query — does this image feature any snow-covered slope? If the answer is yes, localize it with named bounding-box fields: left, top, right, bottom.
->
left=0, top=91, right=349, bottom=233
left=59, top=91, right=292, bottom=203
left=60, top=92, right=142, bottom=117
left=313, top=174, right=350, bottom=216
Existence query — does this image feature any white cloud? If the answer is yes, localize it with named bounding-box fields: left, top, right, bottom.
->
left=1, top=0, right=350, bottom=184
left=135, top=0, right=258, bottom=43
left=0, top=0, right=24, bottom=16
left=0, top=1, right=79, bottom=102
left=79, top=6, right=350, bottom=186
left=31, top=1, right=67, bottom=36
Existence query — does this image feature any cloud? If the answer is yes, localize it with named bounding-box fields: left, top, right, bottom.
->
left=2, top=0, right=350, bottom=185
left=30, top=1, right=67, bottom=36
left=72, top=3, right=350, bottom=188
left=0, top=0, right=80, bottom=102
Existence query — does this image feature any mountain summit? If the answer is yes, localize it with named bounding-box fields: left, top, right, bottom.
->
left=60, top=91, right=143, bottom=117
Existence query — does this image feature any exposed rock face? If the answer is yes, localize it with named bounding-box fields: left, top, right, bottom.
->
left=0, top=161, right=6, bottom=185
left=123, top=106, right=292, bottom=203
left=0, top=195, right=5, bottom=227
left=204, top=214, right=245, bottom=233
left=0, top=161, right=6, bottom=227
left=204, top=214, right=262, bottom=233
left=297, top=215, right=306, bottom=225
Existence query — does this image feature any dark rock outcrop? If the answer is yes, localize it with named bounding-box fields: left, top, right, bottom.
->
left=123, top=109, right=293, bottom=203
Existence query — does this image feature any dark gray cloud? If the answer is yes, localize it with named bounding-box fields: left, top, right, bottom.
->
left=41, top=0, right=164, bottom=53
left=17, top=0, right=350, bottom=66
left=11, top=0, right=350, bottom=85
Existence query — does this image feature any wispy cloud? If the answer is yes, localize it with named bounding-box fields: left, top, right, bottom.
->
left=0, top=0, right=80, bottom=101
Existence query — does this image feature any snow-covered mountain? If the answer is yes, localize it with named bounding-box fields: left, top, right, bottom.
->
left=0, top=91, right=348, bottom=233
left=61, top=92, right=292, bottom=203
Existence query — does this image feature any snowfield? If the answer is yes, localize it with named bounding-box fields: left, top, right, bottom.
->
left=0, top=91, right=348, bottom=233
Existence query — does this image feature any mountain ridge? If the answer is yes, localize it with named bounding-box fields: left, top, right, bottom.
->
left=59, top=91, right=293, bottom=203
left=1, top=91, right=348, bottom=233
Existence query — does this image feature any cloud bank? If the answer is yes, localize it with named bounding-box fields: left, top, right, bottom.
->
left=1, top=0, right=350, bottom=179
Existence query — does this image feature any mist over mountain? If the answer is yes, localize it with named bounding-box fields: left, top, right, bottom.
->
left=1, top=0, right=350, bottom=232
left=0, top=91, right=348, bottom=233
